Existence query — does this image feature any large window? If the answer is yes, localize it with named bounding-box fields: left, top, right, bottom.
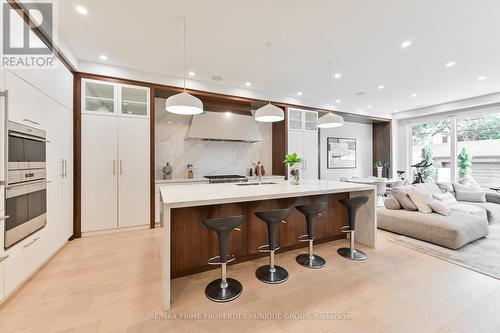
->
left=411, top=120, right=451, bottom=182
left=409, top=110, right=500, bottom=188
left=456, top=113, right=500, bottom=188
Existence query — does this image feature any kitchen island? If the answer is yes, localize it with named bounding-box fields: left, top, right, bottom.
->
left=160, top=180, right=377, bottom=310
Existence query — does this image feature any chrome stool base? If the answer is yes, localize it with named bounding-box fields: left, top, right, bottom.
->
left=337, top=247, right=368, bottom=261
left=255, top=265, right=288, bottom=284
left=205, top=278, right=243, bottom=302
left=295, top=253, right=326, bottom=269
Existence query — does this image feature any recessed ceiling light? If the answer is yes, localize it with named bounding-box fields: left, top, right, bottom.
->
left=297, top=92, right=303, bottom=96
left=437, top=101, right=444, bottom=104
left=188, top=71, right=196, bottom=77
left=245, top=82, right=252, bottom=87
left=334, top=73, right=342, bottom=79
left=367, top=105, right=373, bottom=109
left=335, top=99, right=341, bottom=103
left=75, top=6, right=88, bottom=15
left=445, top=61, right=456, bottom=68
left=478, top=76, right=487, bottom=81
left=99, top=55, right=108, bottom=61
left=378, top=85, right=385, bottom=90
left=401, top=40, right=412, bottom=48
left=225, top=112, right=232, bottom=118
left=411, top=93, right=417, bottom=98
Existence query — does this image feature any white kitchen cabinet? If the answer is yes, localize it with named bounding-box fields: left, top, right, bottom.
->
left=287, top=108, right=319, bottom=180
left=82, top=114, right=118, bottom=232
left=117, top=117, right=150, bottom=228
left=81, top=79, right=150, bottom=233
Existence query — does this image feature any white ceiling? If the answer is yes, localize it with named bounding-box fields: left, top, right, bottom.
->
left=58, top=0, right=500, bottom=117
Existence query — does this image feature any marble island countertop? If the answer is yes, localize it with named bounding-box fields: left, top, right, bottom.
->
left=160, top=179, right=376, bottom=208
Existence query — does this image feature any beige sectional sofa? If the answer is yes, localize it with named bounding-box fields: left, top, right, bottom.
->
left=378, top=182, right=496, bottom=249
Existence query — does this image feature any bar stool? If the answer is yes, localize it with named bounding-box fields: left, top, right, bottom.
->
left=255, top=208, right=291, bottom=284
left=338, top=196, right=369, bottom=261
left=295, top=202, right=328, bottom=269
left=201, top=215, right=245, bottom=302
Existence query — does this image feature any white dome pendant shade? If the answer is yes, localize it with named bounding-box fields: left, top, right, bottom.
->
left=165, top=17, right=203, bottom=115
left=317, top=59, right=344, bottom=128
left=317, top=112, right=344, bottom=128
left=255, top=43, right=284, bottom=123
left=166, top=92, right=203, bottom=115
left=254, top=103, right=284, bottom=122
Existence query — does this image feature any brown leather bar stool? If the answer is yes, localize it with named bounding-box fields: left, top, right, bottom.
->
left=295, top=202, right=328, bottom=268
left=254, top=208, right=291, bottom=284
left=338, top=196, right=369, bottom=261
left=201, top=215, right=245, bottom=302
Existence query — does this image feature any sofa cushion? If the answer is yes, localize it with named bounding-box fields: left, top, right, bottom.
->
left=384, top=197, right=401, bottom=210
left=453, top=182, right=481, bottom=192
left=428, top=200, right=450, bottom=216
left=433, top=192, right=457, bottom=205
left=408, top=187, right=433, bottom=213
left=455, top=190, right=486, bottom=203
left=414, top=183, right=442, bottom=195
left=466, top=202, right=500, bottom=224
left=377, top=208, right=489, bottom=249
left=392, top=186, right=418, bottom=211
left=448, top=203, right=488, bottom=220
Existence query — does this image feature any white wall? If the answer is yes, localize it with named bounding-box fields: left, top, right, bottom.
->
left=320, top=121, right=373, bottom=180
left=155, top=98, right=272, bottom=179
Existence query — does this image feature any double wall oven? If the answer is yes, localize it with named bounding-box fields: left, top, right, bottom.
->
left=4, top=121, right=48, bottom=249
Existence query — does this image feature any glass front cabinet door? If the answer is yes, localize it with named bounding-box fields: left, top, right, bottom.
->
left=83, top=79, right=116, bottom=115
left=119, top=84, right=150, bottom=117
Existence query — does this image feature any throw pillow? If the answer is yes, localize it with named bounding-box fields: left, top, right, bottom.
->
left=428, top=200, right=450, bottom=216
left=455, top=190, right=486, bottom=203
left=437, top=182, right=454, bottom=193
left=486, top=192, right=500, bottom=204
left=432, top=192, right=457, bottom=205
left=408, top=187, right=434, bottom=213
left=384, top=197, right=401, bottom=210
left=391, top=186, right=418, bottom=211
left=453, top=182, right=481, bottom=192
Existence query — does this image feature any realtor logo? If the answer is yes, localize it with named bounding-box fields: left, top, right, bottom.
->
left=2, top=2, right=56, bottom=68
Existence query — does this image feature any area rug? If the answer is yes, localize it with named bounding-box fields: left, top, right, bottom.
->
left=388, top=224, right=500, bottom=280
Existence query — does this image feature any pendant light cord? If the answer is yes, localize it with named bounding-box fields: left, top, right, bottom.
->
left=266, top=42, right=272, bottom=104
left=328, top=59, right=333, bottom=111
left=182, top=17, right=187, bottom=91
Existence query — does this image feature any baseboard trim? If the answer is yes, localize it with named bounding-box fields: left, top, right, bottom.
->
left=82, top=224, right=150, bottom=237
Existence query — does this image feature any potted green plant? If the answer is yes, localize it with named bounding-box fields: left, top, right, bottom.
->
left=373, top=161, right=388, bottom=178
left=283, top=153, right=304, bottom=185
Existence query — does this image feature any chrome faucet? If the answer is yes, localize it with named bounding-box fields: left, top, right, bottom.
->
left=256, top=162, right=263, bottom=185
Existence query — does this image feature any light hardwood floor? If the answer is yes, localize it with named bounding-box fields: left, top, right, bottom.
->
left=0, top=229, right=499, bottom=333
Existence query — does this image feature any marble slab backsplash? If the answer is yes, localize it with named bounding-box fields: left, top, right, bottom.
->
left=155, top=98, right=272, bottom=179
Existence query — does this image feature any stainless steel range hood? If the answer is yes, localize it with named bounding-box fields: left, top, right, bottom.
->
left=187, top=111, right=262, bottom=143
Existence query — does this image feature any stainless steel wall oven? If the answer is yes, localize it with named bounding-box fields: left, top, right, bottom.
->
left=4, top=121, right=48, bottom=249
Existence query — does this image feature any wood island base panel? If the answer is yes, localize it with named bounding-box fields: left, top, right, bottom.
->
left=170, top=193, right=348, bottom=278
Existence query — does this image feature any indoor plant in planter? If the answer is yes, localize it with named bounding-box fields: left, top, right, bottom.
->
left=373, top=161, right=388, bottom=178
left=284, top=153, right=304, bottom=185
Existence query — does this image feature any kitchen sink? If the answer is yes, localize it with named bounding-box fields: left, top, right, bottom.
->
left=235, top=182, right=276, bottom=186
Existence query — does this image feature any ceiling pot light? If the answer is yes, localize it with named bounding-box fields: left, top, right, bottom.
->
left=478, top=76, right=487, bottom=81
left=367, top=105, right=373, bottom=109
left=297, top=91, right=303, bottom=96
left=255, top=43, right=284, bottom=122
left=317, top=60, right=344, bottom=129
left=99, top=55, right=108, bottom=61
left=378, top=85, right=384, bottom=89
left=166, top=18, right=203, bottom=115
left=445, top=61, right=456, bottom=67
left=411, top=93, right=417, bottom=98
left=245, top=82, right=252, bottom=87
left=75, top=6, right=88, bottom=15
left=336, top=99, right=341, bottom=103
left=188, top=71, right=196, bottom=77
left=401, top=40, right=412, bottom=48
left=334, top=73, right=342, bottom=79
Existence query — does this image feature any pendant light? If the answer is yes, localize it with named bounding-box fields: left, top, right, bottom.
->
left=254, top=43, right=284, bottom=122
left=166, top=17, right=203, bottom=115
left=317, top=60, right=344, bottom=128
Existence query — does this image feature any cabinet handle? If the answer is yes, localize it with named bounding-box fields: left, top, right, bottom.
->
left=113, top=160, right=116, bottom=175
left=120, top=160, right=123, bottom=175
left=64, top=159, right=68, bottom=178
left=60, top=159, right=65, bottom=178
left=23, top=237, right=40, bottom=248
left=22, top=118, right=40, bottom=126
left=0, top=255, right=9, bottom=263
left=0, top=215, right=10, bottom=221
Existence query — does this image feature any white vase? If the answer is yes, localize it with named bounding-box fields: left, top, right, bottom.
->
left=377, top=167, right=383, bottom=178
left=290, top=164, right=300, bottom=185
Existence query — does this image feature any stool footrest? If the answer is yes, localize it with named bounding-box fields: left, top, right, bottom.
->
left=257, top=244, right=280, bottom=253
left=207, top=255, right=236, bottom=265
left=298, top=234, right=314, bottom=242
